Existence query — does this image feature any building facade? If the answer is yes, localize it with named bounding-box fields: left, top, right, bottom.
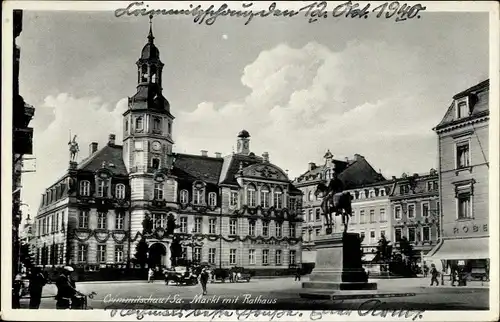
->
left=294, top=151, right=387, bottom=264
left=31, top=22, right=303, bottom=274
left=390, top=171, right=440, bottom=262
left=13, top=9, right=35, bottom=277
left=426, top=80, right=489, bottom=277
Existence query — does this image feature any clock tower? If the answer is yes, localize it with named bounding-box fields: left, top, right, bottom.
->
left=122, top=17, right=176, bottom=266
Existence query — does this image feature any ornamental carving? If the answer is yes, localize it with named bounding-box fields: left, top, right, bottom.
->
left=243, top=164, right=288, bottom=181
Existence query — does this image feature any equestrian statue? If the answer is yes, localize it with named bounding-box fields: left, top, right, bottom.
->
left=316, top=172, right=353, bottom=234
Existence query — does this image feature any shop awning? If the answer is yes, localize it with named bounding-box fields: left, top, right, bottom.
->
left=426, top=237, right=489, bottom=260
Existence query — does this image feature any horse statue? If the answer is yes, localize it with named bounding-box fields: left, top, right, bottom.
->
left=68, top=135, right=79, bottom=162
left=316, top=181, right=353, bottom=234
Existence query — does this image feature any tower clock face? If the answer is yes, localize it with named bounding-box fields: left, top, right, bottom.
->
left=152, top=141, right=162, bottom=151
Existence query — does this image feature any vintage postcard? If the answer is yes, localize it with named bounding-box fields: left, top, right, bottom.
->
left=1, top=1, right=499, bottom=321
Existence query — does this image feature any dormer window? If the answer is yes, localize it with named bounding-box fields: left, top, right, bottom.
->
left=193, top=189, right=203, bottom=205
left=135, top=117, right=143, bottom=131
left=359, top=190, right=366, bottom=199
left=80, top=180, right=90, bottom=196
left=369, top=190, right=376, bottom=198
left=208, top=192, right=217, bottom=207
left=180, top=189, right=189, bottom=204
left=456, top=99, right=470, bottom=119
left=96, top=179, right=108, bottom=198
left=380, top=188, right=386, bottom=197
left=115, top=184, right=126, bottom=199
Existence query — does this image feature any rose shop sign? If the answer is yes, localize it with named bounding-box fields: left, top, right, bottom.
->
left=453, top=222, right=488, bottom=235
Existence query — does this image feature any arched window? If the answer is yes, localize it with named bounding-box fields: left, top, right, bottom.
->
left=208, top=192, right=217, bottom=206
left=359, top=190, right=366, bottom=199
left=135, top=117, right=143, bottom=131
left=115, top=184, right=126, bottom=199
left=154, top=182, right=164, bottom=200
left=80, top=180, right=90, bottom=196
left=180, top=189, right=189, bottom=204
left=96, top=179, right=106, bottom=198
left=260, top=186, right=270, bottom=208
left=247, top=185, right=256, bottom=207
left=193, top=185, right=204, bottom=205
left=380, top=189, right=386, bottom=197
left=273, top=188, right=283, bottom=209
left=325, top=169, right=331, bottom=180
left=153, top=117, right=162, bottom=131
left=308, top=190, right=314, bottom=202
left=369, top=190, right=376, bottom=198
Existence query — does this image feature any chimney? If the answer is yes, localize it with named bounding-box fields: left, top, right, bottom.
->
left=89, top=142, right=98, bottom=155
left=354, top=154, right=364, bottom=161
left=345, top=157, right=349, bottom=162
left=108, top=134, right=116, bottom=146
left=215, top=152, right=222, bottom=158
left=201, top=150, right=208, bottom=157
left=392, top=176, right=397, bottom=181
left=262, top=152, right=269, bottom=162
left=308, top=162, right=316, bottom=171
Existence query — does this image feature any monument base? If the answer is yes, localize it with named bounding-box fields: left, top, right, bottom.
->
left=300, top=232, right=377, bottom=298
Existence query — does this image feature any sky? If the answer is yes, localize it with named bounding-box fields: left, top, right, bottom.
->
left=16, top=9, right=489, bottom=218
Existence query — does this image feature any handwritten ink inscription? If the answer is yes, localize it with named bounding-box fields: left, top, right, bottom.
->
left=115, top=1, right=427, bottom=25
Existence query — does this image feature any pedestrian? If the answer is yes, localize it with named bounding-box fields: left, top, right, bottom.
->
left=55, top=266, right=78, bottom=309
left=148, top=268, right=154, bottom=283
left=295, top=267, right=301, bottom=281
left=199, top=267, right=209, bottom=295
left=429, top=264, right=439, bottom=286
left=29, top=267, right=47, bottom=309
left=12, top=273, right=23, bottom=309
left=423, top=264, right=429, bottom=277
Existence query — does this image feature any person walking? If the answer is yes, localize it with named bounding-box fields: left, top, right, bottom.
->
left=55, top=266, right=77, bottom=309
left=423, top=264, right=429, bottom=278
left=430, top=264, right=439, bottom=286
left=199, top=267, right=209, bottom=295
left=295, top=267, right=301, bottom=281
left=29, top=267, right=47, bottom=309
left=148, top=268, right=154, bottom=283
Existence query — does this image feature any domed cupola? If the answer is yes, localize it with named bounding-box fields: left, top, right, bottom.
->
left=140, top=24, right=160, bottom=61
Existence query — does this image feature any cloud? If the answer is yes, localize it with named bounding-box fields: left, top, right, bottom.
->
left=175, top=40, right=440, bottom=179
left=23, top=94, right=126, bottom=215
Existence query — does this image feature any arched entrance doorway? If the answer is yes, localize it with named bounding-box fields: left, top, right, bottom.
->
left=149, top=243, right=167, bottom=269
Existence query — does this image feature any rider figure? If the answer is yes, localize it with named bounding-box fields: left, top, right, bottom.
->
left=55, top=266, right=78, bottom=309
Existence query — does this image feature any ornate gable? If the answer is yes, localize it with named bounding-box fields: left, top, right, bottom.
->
left=241, top=163, right=288, bottom=181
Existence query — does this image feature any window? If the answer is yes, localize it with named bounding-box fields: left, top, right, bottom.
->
left=275, top=222, right=282, bottom=238
left=168, top=122, right=172, bottom=135
left=125, top=120, right=129, bottom=132
left=229, top=249, right=237, bottom=265
left=395, top=228, right=402, bottom=241
left=152, top=213, right=167, bottom=229
left=135, top=117, right=143, bottom=130
left=262, top=221, right=269, bottom=237
left=180, top=217, right=188, bottom=233
left=248, top=220, right=255, bottom=236
left=208, top=192, right=217, bottom=206
left=422, top=203, right=429, bottom=217
left=115, top=184, right=126, bottom=199
left=248, top=186, right=256, bottom=207
left=360, top=231, right=366, bottom=242
left=456, top=142, right=470, bottom=168
left=308, top=209, right=313, bottom=222
left=427, top=182, right=434, bottom=191
left=79, top=210, right=89, bottom=228
left=80, top=180, right=90, bottom=196
left=408, top=204, right=415, bottom=219
left=208, top=248, right=216, bottom=264
left=380, top=230, right=386, bottom=238
left=379, top=208, right=387, bottom=222
left=380, top=188, right=386, bottom=196
left=423, top=227, right=430, bottom=241
left=359, top=190, right=366, bottom=199
left=97, top=245, right=106, bottom=262
left=273, top=189, right=283, bottom=208
left=408, top=227, right=416, bottom=242
left=315, top=228, right=321, bottom=237
left=360, top=210, right=365, bottom=223
left=180, top=190, right=188, bottom=204
left=78, top=244, right=87, bottom=262
left=209, top=218, right=216, bottom=234
left=96, top=179, right=105, bottom=197
left=153, top=117, right=162, bottom=131
left=229, top=219, right=237, bottom=235
left=230, top=191, right=238, bottom=207
left=97, top=212, right=107, bottom=229
left=315, top=208, right=321, bottom=221
left=249, top=249, right=255, bottom=265
left=370, top=230, right=376, bottom=244
left=400, top=185, right=410, bottom=195
left=181, top=247, right=187, bottom=259
left=193, top=189, right=203, bottom=205
left=115, top=245, right=124, bottom=262
left=351, top=210, right=357, bottom=224
left=276, top=249, right=282, bottom=265
left=289, top=250, right=296, bottom=265
left=193, top=247, right=202, bottom=263
left=308, top=191, right=314, bottom=201
left=194, top=217, right=202, bottom=233
left=289, top=223, right=296, bottom=238
left=394, top=206, right=402, bottom=220
left=308, top=230, right=312, bottom=242
left=369, top=190, right=375, bottom=198
left=116, top=213, right=124, bottom=230
left=369, top=209, right=375, bottom=222
left=154, top=182, right=164, bottom=200
left=262, top=249, right=269, bottom=265
left=134, top=141, right=144, bottom=151
left=458, top=194, right=472, bottom=219
left=457, top=101, right=469, bottom=118
left=260, top=186, right=270, bottom=208
left=151, top=158, right=160, bottom=169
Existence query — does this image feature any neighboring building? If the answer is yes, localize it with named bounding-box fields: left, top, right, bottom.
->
left=31, top=21, right=303, bottom=274
left=426, top=79, right=489, bottom=276
left=293, top=151, right=386, bottom=264
left=390, top=171, right=440, bottom=263
left=13, top=9, right=35, bottom=276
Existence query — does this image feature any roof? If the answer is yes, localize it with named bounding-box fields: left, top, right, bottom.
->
left=434, top=79, right=489, bottom=131
left=296, top=159, right=350, bottom=180
left=338, top=157, right=386, bottom=189
left=77, top=144, right=128, bottom=176
left=219, top=153, right=263, bottom=185
left=172, top=153, right=224, bottom=185
left=238, top=130, right=250, bottom=138
left=128, top=84, right=172, bottom=116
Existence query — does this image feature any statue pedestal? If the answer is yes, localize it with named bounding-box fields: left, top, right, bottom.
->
left=300, top=233, right=377, bottom=298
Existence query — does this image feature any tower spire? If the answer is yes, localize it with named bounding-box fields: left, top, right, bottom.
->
left=148, top=14, right=154, bottom=43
